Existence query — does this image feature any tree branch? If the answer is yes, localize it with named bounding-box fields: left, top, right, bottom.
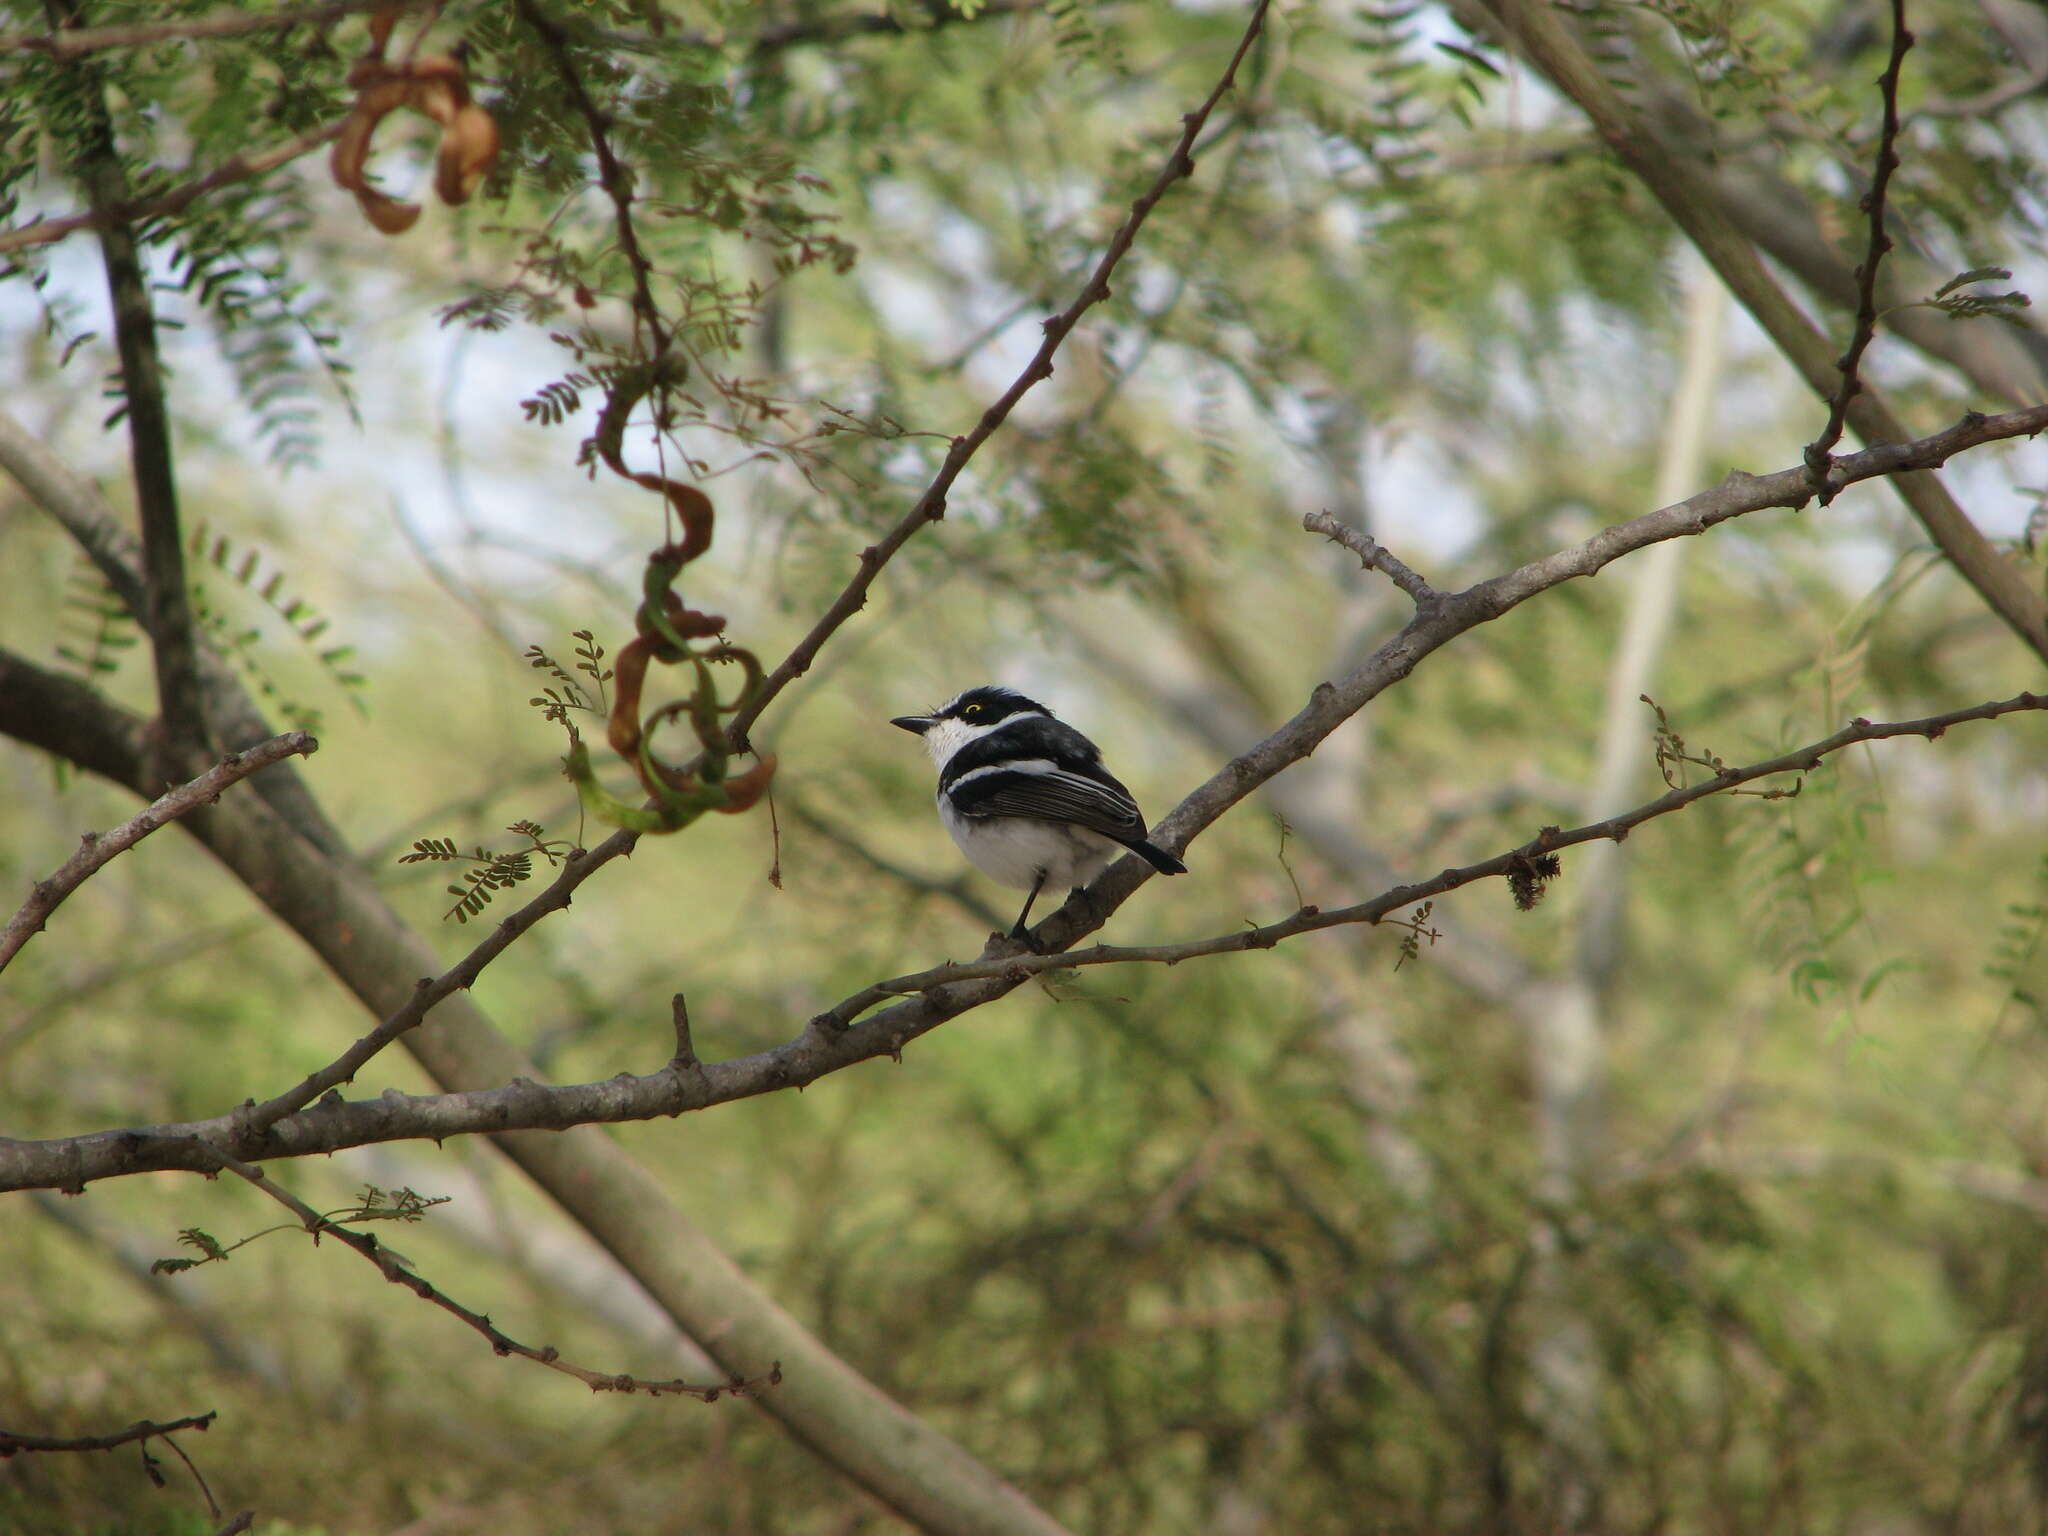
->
left=1475, top=0, right=2048, bottom=665
left=228, top=827, right=627, bottom=1144
left=5, top=394, right=2043, bottom=1536
left=63, top=40, right=210, bottom=762
left=0, top=731, right=317, bottom=976
left=0, top=645, right=1070, bottom=1536
left=0, top=122, right=344, bottom=257
left=1638, top=90, right=2048, bottom=407
left=136, top=0, right=1272, bottom=1189
left=1804, top=0, right=1912, bottom=496
left=1301, top=512, right=1438, bottom=608
left=0, top=410, right=349, bottom=858
left=513, top=0, right=671, bottom=361
left=0, top=1412, right=215, bottom=1456
left=9, top=397, right=2048, bottom=1187
left=0, top=2, right=410, bottom=58
left=201, top=1153, right=779, bottom=1403
left=815, top=691, right=2048, bottom=1009
left=725, top=0, right=1275, bottom=750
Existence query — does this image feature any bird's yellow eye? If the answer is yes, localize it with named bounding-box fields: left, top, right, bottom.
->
left=963, top=704, right=982, bottom=719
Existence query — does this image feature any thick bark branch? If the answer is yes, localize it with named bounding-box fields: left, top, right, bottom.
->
left=63, top=43, right=209, bottom=760
left=0, top=409, right=348, bottom=856
left=1643, top=98, right=2048, bottom=405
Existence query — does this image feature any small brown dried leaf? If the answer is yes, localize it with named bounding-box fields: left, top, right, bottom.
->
left=329, top=44, right=499, bottom=237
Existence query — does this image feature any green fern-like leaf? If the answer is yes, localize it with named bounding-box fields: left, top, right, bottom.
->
left=401, top=825, right=573, bottom=922
left=186, top=520, right=369, bottom=729
left=53, top=562, right=138, bottom=680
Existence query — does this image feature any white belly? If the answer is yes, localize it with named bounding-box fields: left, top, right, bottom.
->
left=939, top=799, right=1122, bottom=891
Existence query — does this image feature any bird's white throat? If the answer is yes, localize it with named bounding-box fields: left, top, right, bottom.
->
left=918, top=711, right=1045, bottom=770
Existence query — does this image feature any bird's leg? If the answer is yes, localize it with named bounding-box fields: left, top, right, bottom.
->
left=1009, top=870, right=1049, bottom=945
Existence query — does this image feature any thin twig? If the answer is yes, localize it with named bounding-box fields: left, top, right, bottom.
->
left=0, top=1, right=405, bottom=57
left=1302, top=510, right=1438, bottom=607
left=0, top=732, right=317, bottom=975
left=513, top=0, right=669, bottom=360
left=204, top=1151, right=779, bottom=1402
left=725, top=0, right=1276, bottom=750
left=156, top=1430, right=222, bottom=1519
left=0, top=123, right=344, bottom=257
left=0, top=1412, right=215, bottom=1455
left=228, top=831, right=624, bottom=1142
left=1804, top=0, right=1914, bottom=501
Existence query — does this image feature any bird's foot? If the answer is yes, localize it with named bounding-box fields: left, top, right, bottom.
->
left=995, top=924, right=1045, bottom=956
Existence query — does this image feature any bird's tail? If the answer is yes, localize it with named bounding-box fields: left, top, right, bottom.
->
left=1127, top=838, right=1187, bottom=876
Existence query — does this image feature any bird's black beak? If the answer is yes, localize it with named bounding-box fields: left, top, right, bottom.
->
left=891, top=714, right=935, bottom=735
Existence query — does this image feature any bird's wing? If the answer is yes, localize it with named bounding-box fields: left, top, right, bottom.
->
left=947, top=761, right=1148, bottom=845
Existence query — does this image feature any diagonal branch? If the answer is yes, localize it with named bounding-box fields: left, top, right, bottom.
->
left=202, top=1152, right=779, bottom=1403
left=0, top=669, right=1072, bottom=1535
left=228, top=828, right=624, bottom=1143
left=823, top=690, right=2048, bottom=1007
left=0, top=409, right=349, bottom=857
left=38, top=0, right=1283, bottom=1162
left=0, top=122, right=343, bottom=257
left=0, top=731, right=317, bottom=976
left=725, top=0, right=1275, bottom=750
left=1474, top=0, right=2048, bottom=665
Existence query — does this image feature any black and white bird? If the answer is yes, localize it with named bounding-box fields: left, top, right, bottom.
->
left=892, top=685, right=1186, bottom=943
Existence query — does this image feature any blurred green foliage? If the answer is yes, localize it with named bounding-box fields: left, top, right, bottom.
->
left=4, top=1, right=2048, bottom=1532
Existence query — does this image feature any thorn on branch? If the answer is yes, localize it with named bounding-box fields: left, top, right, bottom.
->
left=670, top=992, right=698, bottom=1068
